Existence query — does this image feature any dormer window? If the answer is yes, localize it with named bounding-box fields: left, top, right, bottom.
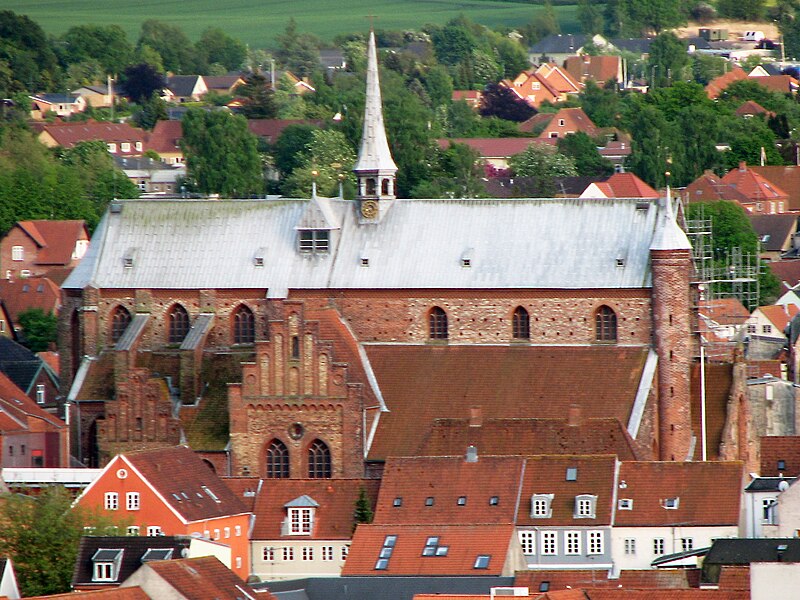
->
left=92, top=549, right=123, bottom=582
left=531, top=493, right=553, bottom=518
left=618, top=498, right=633, bottom=510
left=288, top=507, right=314, bottom=534
left=574, top=494, right=597, bottom=518
left=663, top=497, right=680, bottom=510
left=298, top=230, right=330, bottom=254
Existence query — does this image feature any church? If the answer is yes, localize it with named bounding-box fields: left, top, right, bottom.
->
left=60, top=32, right=697, bottom=474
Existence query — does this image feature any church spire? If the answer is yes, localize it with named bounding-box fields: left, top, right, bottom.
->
left=354, top=29, right=397, bottom=221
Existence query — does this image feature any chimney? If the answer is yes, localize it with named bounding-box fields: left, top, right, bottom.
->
left=567, top=404, right=583, bottom=427
left=739, top=161, right=747, bottom=172
left=466, top=445, right=478, bottom=463
left=469, top=406, right=483, bottom=427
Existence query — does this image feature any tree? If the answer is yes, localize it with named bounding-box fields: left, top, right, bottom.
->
left=622, top=99, right=676, bottom=188
left=0, top=10, right=61, bottom=93
left=508, top=143, right=578, bottom=196
left=579, top=80, right=620, bottom=128
left=648, top=32, right=689, bottom=88
left=196, top=27, right=246, bottom=73
left=60, top=25, right=133, bottom=75
left=17, top=308, right=57, bottom=352
left=137, top=19, right=196, bottom=74
left=479, top=82, right=536, bottom=122
left=132, top=91, right=167, bottom=130
left=411, top=142, right=486, bottom=198
left=0, top=487, right=127, bottom=596
left=275, top=19, right=321, bottom=78
left=120, top=63, right=165, bottom=104
left=578, top=0, right=605, bottom=35
left=283, top=130, right=356, bottom=198
left=558, top=132, right=614, bottom=176
left=692, top=54, right=727, bottom=85
left=494, top=37, right=530, bottom=79
left=273, top=123, right=319, bottom=177
left=423, top=66, right=454, bottom=108
left=181, top=108, right=263, bottom=197
left=621, top=0, right=688, bottom=35
left=353, top=486, right=374, bottom=531
left=431, top=23, right=478, bottom=66
left=530, top=0, right=561, bottom=40
left=237, top=71, right=277, bottom=119
left=717, top=0, right=765, bottom=20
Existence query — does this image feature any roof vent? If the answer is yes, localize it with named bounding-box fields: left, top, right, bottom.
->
left=635, top=201, right=649, bottom=211
left=466, top=445, right=478, bottom=463
left=110, top=202, right=123, bottom=214
left=253, top=248, right=266, bottom=267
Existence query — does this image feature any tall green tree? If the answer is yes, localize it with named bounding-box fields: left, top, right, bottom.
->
left=558, top=132, right=614, bottom=177
left=181, top=109, right=263, bottom=197
left=237, top=71, right=277, bottom=119
left=131, top=91, right=168, bottom=130
left=622, top=99, right=676, bottom=188
left=578, top=0, right=605, bottom=35
left=120, top=62, right=165, bottom=104
left=621, top=0, right=688, bottom=35
left=60, top=25, right=133, bottom=75
left=717, top=0, right=765, bottom=20
left=282, top=129, right=356, bottom=198
left=353, top=486, right=374, bottom=531
left=0, top=10, right=60, bottom=93
left=411, top=142, right=486, bottom=198
left=0, top=487, right=127, bottom=596
left=648, top=32, right=689, bottom=88
left=137, top=19, right=196, bottom=74
left=195, top=27, right=246, bottom=73
left=17, top=308, right=57, bottom=352
left=275, top=19, right=321, bottom=78
left=508, top=143, right=577, bottom=196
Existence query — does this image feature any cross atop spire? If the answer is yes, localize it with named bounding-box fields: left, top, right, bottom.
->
left=353, top=29, right=397, bottom=221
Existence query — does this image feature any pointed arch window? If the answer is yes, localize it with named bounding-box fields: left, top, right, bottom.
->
left=233, top=305, right=255, bottom=344
left=366, top=178, right=376, bottom=196
left=512, top=306, right=530, bottom=340
left=168, top=304, right=190, bottom=344
left=111, top=306, right=131, bottom=343
left=595, top=305, right=617, bottom=342
left=308, top=439, right=332, bottom=479
left=381, top=178, right=390, bottom=195
left=266, top=439, right=289, bottom=478
left=429, top=307, right=448, bottom=340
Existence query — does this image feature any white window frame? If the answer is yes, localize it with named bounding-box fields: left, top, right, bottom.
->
left=763, top=497, right=778, bottom=524
left=147, top=526, right=162, bottom=536
left=575, top=494, right=597, bottom=518
left=263, top=547, right=275, bottom=561
left=540, top=531, right=557, bottom=555
left=213, top=529, right=220, bottom=540
left=519, top=530, right=536, bottom=554
left=11, top=246, right=23, bottom=261
left=322, top=546, right=334, bottom=561
left=224, top=527, right=230, bottom=538
left=565, top=531, right=581, bottom=555
left=93, top=562, right=115, bottom=581
left=36, top=384, right=45, bottom=404
left=235, top=525, right=242, bottom=536
left=653, top=537, right=665, bottom=555
left=107, top=143, right=117, bottom=153
left=127, top=526, right=140, bottom=536
left=120, top=142, right=131, bottom=153
left=531, top=494, right=553, bottom=518
left=302, top=546, right=314, bottom=561
left=135, top=141, right=143, bottom=152
left=104, top=492, right=119, bottom=510
left=587, top=530, right=604, bottom=554
left=289, top=507, right=314, bottom=534
left=283, top=547, right=294, bottom=561
left=126, top=492, right=140, bottom=511
left=624, top=538, right=636, bottom=555
left=681, top=537, right=694, bottom=552
left=341, top=545, right=349, bottom=561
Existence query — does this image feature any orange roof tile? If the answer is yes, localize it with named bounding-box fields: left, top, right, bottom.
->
left=706, top=67, right=748, bottom=99
left=757, top=304, right=799, bottom=331
left=564, top=55, right=621, bottom=85
left=132, top=556, right=264, bottom=599
left=721, top=164, right=789, bottom=203
left=514, top=568, right=693, bottom=590
left=717, top=565, right=750, bottom=590
left=147, top=120, right=183, bottom=155
left=760, top=436, right=800, bottom=476
left=768, top=260, right=800, bottom=290
left=343, top=523, right=516, bottom=576
left=417, top=417, right=640, bottom=460
left=220, top=476, right=261, bottom=512
left=0, top=371, right=66, bottom=430
left=614, top=461, right=744, bottom=526
left=16, top=220, right=88, bottom=265
left=250, top=478, right=379, bottom=539
left=752, top=165, right=800, bottom=211
left=594, top=173, right=659, bottom=199
left=537, top=107, right=598, bottom=140
left=37, top=351, right=59, bottom=376
left=123, top=446, right=249, bottom=522
left=748, top=74, right=799, bottom=94
left=517, top=455, right=617, bottom=526
left=365, top=345, right=649, bottom=461
left=0, top=277, right=61, bottom=323
left=698, top=298, right=750, bottom=326
left=374, top=456, right=524, bottom=525
left=26, top=588, right=150, bottom=599
left=39, top=121, right=146, bottom=152
left=436, top=138, right=547, bottom=159
left=735, top=100, right=773, bottom=117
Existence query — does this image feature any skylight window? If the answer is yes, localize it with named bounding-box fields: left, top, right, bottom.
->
left=376, top=535, right=396, bottom=569
left=393, top=497, right=403, bottom=507
left=457, top=496, right=467, bottom=506
left=663, top=497, right=680, bottom=509
left=422, top=536, right=448, bottom=557
left=425, top=497, right=434, bottom=506
left=474, top=554, right=491, bottom=569
left=489, top=496, right=499, bottom=506
left=566, top=467, right=578, bottom=481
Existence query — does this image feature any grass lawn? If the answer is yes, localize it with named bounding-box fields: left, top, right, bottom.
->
left=0, top=0, right=579, bottom=47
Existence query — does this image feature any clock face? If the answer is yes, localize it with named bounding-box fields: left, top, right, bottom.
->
left=361, top=200, right=379, bottom=219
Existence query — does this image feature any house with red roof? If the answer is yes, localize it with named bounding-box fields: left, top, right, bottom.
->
left=760, top=435, right=800, bottom=476
left=0, top=276, right=61, bottom=329
left=1, top=220, right=89, bottom=281
left=745, top=304, right=799, bottom=343
left=247, top=478, right=379, bottom=581
left=697, top=298, right=751, bottom=360
left=503, top=64, right=581, bottom=109
left=452, top=90, right=482, bottom=108
left=579, top=173, right=659, bottom=199
left=0, top=370, right=68, bottom=467
left=436, top=138, right=548, bottom=170
left=706, top=66, right=799, bottom=99
left=736, top=100, right=774, bottom=119
left=682, top=171, right=753, bottom=206
left=721, top=163, right=789, bottom=214
left=611, top=461, right=744, bottom=570
left=37, top=121, right=147, bottom=157
left=147, top=120, right=184, bottom=165
left=536, top=107, right=598, bottom=140
left=74, top=446, right=252, bottom=580
left=564, top=55, right=623, bottom=87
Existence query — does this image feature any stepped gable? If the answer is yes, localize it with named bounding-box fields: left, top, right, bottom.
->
left=364, top=345, right=649, bottom=461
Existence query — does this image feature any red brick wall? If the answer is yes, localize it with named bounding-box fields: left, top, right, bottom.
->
left=0, top=227, right=39, bottom=278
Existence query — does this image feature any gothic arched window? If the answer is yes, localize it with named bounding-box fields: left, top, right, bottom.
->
left=110, top=305, right=131, bottom=343
left=595, top=305, right=617, bottom=342
left=308, top=439, right=331, bottom=478
left=168, top=304, right=190, bottom=344
left=266, top=439, right=289, bottom=478
left=512, top=306, right=530, bottom=340
left=233, top=305, right=255, bottom=344
left=429, top=306, right=448, bottom=340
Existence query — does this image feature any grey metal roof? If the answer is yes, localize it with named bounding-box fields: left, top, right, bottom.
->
left=284, top=494, right=320, bottom=508
left=63, top=196, right=664, bottom=293
left=530, top=34, right=590, bottom=54
left=180, top=313, right=214, bottom=350
left=115, top=314, right=150, bottom=351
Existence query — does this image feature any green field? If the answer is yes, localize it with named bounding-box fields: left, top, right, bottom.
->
left=0, top=0, right=579, bottom=47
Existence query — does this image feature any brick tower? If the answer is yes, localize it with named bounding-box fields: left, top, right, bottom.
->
left=650, top=192, right=694, bottom=461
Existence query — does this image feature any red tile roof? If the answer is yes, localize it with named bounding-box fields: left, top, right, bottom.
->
left=27, top=588, right=150, bottom=599
left=752, top=165, right=800, bottom=211
left=583, top=173, right=658, bottom=199
left=124, top=446, right=249, bottom=522
left=246, top=119, right=323, bottom=142
left=374, top=456, right=524, bottom=525
left=614, top=461, right=744, bottom=526
left=0, top=277, right=61, bottom=323
left=537, top=107, right=598, bottom=139
left=585, top=592, right=748, bottom=600
left=436, top=138, right=546, bottom=159
left=343, top=523, right=516, bottom=576
left=515, top=568, right=693, bottom=590
left=364, top=345, right=649, bottom=461
left=147, top=120, right=184, bottom=155
left=698, top=298, right=750, bottom=326
left=768, top=260, right=800, bottom=290
left=735, top=100, right=773, bottom=118
left=749, top=74, right=799, bottom=94
left=39, top=121, right=146, bottom=151
left=757, top=304, right=799, bottom=331
left=706, top=67, right=748, bottom=99
left=250, top=478, right=380, bottom=539
left=417, top=417, right=640, bottom=460
left=517, top=455, right=617, bottom=526
left=132, top=556, right=265, bottom=599
left=760, top=436, right=800, bottom=476
left=16, top=220, right=88, bottom=265
left=721, top=164, right=789, bottom=203
left=717, top=565, right=750, bottom=590
left=0, top=371, right=66, bottom=430
left=564, top=55, right=621, bottom=85
left=683, top=172, right=752, bottom=205
left=220, top=476, right=261, bottom=512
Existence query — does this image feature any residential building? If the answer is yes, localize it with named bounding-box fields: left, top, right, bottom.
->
left=146, top=121, right=184, bottom=165
left=74, top=446, right=251, bottom=580
left=745, top=305, right=798, bottom=344
left=743, top=476, right=794, bottom=537
left=564, top=55, right=623, bottom=87
left=29, top=93, right=86, bottom=119
left=0, top=337, right=60, bottom=408
left=751, top=166, right=800, bottom=212
left=529, top=34, right=610, bottom=65
left=760, top=436, right=800, bottom=476
left=579, top=173, right=659, bottom=199
left=1, top=220, right=89, bottom=280
left=748, top=214, right=797, bottom=260
left=163, top=76, right=208, bottom=103
left=536, top=107, right=598, bottom=140
left=435, top=138, right=545, bottom=169
left=720, top=163, right=790, bottom=215
left=114, top=156, right=185, bottom=195
left=203, top=76, right=245, bottom=96
left=0, top=559, right=19, bottom=599
left=451, top=90, right=482, bottom=108
left=611, top=461, right=743, bottom=570
left=37, top=122, right=146, bottom=157
left=0, top=277, right=61, bottom=333
left=697, top=298, right=750, bottom=360
left=72, top=84, right=114, bottom=108
left=503, top=64, right=581, bottom=108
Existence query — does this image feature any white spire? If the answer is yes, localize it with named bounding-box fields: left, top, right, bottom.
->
left=650, top=187, right=691, bottom=251
left=354, top=30, right=397, bottom=175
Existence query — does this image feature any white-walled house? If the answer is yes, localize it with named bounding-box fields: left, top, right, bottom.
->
left=744, top=476, right=794, bottom=537
left=611, top=461, right=744, bottom=570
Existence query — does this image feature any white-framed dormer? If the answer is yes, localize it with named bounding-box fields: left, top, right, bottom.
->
left=295, top=196, right=340, bottom=257
left=91, top=548, right=123, bottom=582
left=283, top=495, right=319, bottom=535
left=574, top=494, right=597, bottom=518
left=531, top=493, right=554, bottom=518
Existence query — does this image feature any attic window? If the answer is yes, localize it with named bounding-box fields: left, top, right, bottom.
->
left=425, top=497, right=434, bottom=506
left=141, top=548, right=173, bottom=562
left=393, top=497, right=403, bottom=507
left=361, top=257, right=370, bottom=267
left=201, top=485, right=220, bottom=503
left=635, top=202, right=650, bottom=210
left=422, top=536, right=449, bottom=557
left=531, top=493, right=554, bottom=518
left=461, top=258, right=471, bottom=267
left=616, top=258, right=625, bottom=267
left=663, top=497, right=680, bottom=510
left=123, top=255, right=134, bottom=269
left=474, top=554, right=491, bottom=569
left=489, top=496, right=499, bottom=506
left=566, top=467, right=578, bottom=481
left=375, top=535, right=396, bottom=569
left=761, top=235, right=771, bottom=243
left=457, top=496, right=467, bottom=506
left=92, top=549, right=123, bottom=582
left=298, top=230, right=330, bottom=254
left=779, top=460, right=787, bottom=471
left=254, top=257, right=264, bottom=267
left=618, top=498, right=633, bottom=510
left=575, top=494, right=597, bottom=518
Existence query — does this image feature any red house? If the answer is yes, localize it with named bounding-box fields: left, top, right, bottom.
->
left=74, top=445, right=252, bottom=580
